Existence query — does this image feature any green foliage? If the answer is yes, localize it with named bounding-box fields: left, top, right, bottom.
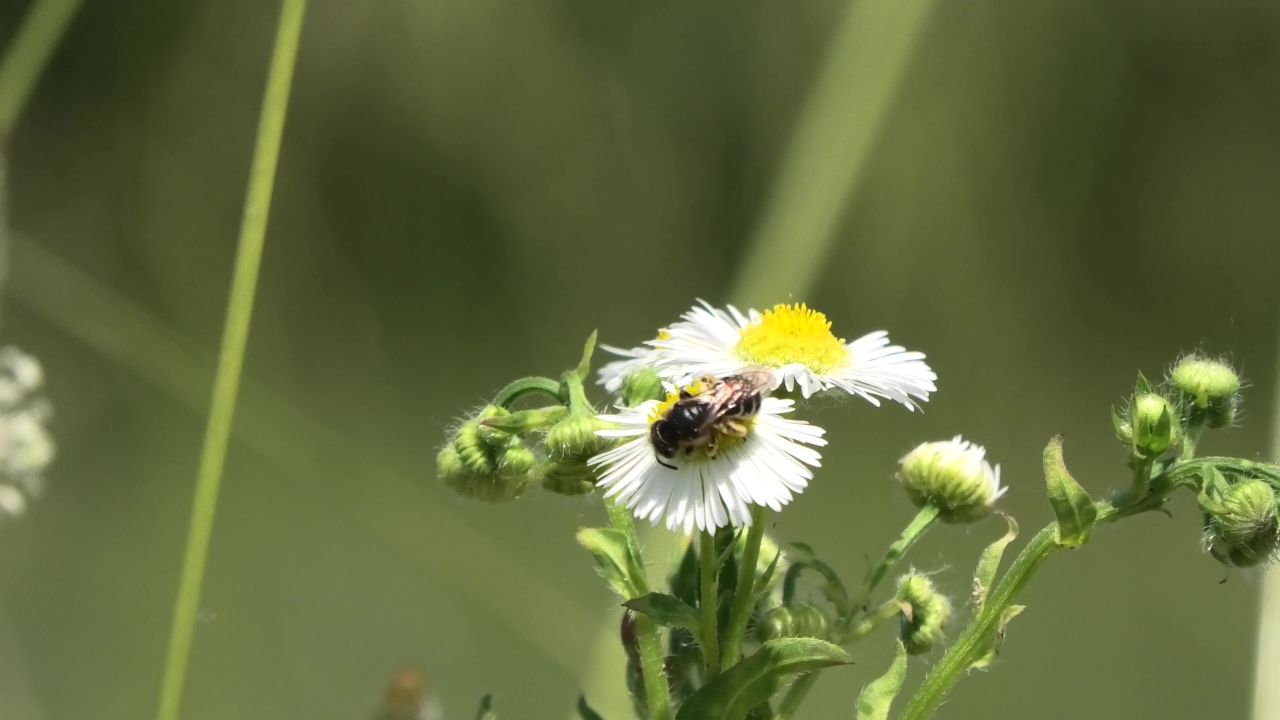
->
left=1042, top=436, right=1097, bottom=548
left=577, top=695, right=605, bottom=720
left=972, top=513, right=1018, bottom=609
left=576, top=528, right=645, bottom=599
left=475, top=694, right=497, bottom=720
left=676, top=638, right=851, bottom=720
left=854, top=641, right=908, bottom=720
left=624, top=592, right=702, bottom=636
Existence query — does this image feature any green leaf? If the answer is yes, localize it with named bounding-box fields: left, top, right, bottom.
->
left=577, top=695, right=605, bottom=720
left=475, top=694, right=497, bottom=720
left=675, top=638, right=851, bottom=720
left=624, top=592, right=702, bottom=635
left=1197, top=466, right=1230, bottom=515
left=574, top=330, right=599, bottom=380
left=1043, top=436, right=1097, bottom=548
left=1135, top=371, right=1154, bottom=395
left=854, top=641, right=908, bottom=720
left=972, top=513, right=1019, bottom=609
left=753, top=550, right=783, bottom=604
left=969, top=605, right=1025, bottom=671
left=576, top=527, right=644, bottom=598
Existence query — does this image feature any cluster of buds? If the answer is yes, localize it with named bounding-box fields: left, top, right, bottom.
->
left=437, top=335, right=613, bottom=502
left=1113, top=355, right=1241, bottom=461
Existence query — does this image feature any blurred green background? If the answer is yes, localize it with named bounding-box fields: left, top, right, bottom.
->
left=1, top=1, right=1279, bottom=718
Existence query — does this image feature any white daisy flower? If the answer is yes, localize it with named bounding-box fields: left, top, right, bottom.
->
left=897, top=436, right=1004, bottom=523
left=596, top=329, right=672, bottom=394
left=651, top=301, right=937, bottom=408
left=587, top=386, right=827, bottom=534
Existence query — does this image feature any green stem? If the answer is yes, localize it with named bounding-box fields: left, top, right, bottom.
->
left=721, top=506, right=767, bottom=668
left=604, top=502, right=673, bottom=720
left=0, top=0, right=83, bottom=136
left=699, top=531, right=721, bottom=678
left=493, top=376, right=563, bottom=408
left=900, top=498, right=1142, bottom=720
left=845, top=597, right=906, bottom=642
left=842, top=504, right=939, bottom=632
left=1181, top=417, right=1206, bottom=461
left=154, top=2, right=307, bottom=720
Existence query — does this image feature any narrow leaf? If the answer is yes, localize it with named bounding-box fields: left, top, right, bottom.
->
left=854, top=640, right=908, bottom=720
left=782, top=544, right=850, bottom=616
left=753, top=550, right=783, bottom=604
left=624, top=592, right=702, bottom=635
left=1197, top=466, right=1230, bottom=515
left=1135, top=371, right=1154, bottom=395
left=1043, top=436, right=1097, bottom=548
left=675, top=638, right=851, bottom=720
left=575, top=330, right=599, bottom=380
left=475, top=694, right=497, bottom=720
left=972, top=513, right=1019, bottom=609
left=577, top=695, right=605, bottom=720
left=576, top=527, right=644, bottom=598
left=969, top=605, right=1025, bottom=671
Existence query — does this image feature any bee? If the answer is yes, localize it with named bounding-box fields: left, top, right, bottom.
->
left=650, top=372, right=774, bottom=469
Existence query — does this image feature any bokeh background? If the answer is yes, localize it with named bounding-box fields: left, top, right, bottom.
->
left=2, top=1, right=1280, bottom=718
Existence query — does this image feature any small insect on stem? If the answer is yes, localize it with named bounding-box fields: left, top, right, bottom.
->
left=649, top=372, right=774, bottom=470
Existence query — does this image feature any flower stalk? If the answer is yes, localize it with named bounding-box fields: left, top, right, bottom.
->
left=720, top=505, right=767, bottom=668
left=154, top=2, right=308, bottom=719
left=698, top=531, right=721, bottom=678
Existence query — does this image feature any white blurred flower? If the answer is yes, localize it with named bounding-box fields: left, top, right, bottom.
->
left=0, top=346, right=54, bottom=519
left=651, top=301, right=936, bottom=408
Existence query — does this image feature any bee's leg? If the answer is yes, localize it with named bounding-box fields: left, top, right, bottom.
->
left=654, top=452, right=678, bottom=470
left=706, top=435, right=719, bottom=459
left=720, top=419, right=750, bottom=438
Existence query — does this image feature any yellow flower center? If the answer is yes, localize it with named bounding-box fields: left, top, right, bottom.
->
left=734, top=303, right=849, bottom=374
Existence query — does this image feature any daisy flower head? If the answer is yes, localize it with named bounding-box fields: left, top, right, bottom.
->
left=898, top=436, right=1004, bottom=523
left=652, top=301, right=937, bottom=408
left=587, top=379, right=827, bottom=534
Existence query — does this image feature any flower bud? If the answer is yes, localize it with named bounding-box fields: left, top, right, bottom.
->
left=1170, top=356, right=1240, bottom=428
left=537, top=459, right=597, bottom=496
left=621, top=368, right=665, bottom=406
left=1205, top=479, right=1279, bottom=567
left=896, top=573, right=951, bottom=655
left=757, top=606, right=795, bottom=642
left=1130, top=393, right=1179, bottom=458
left=898, top=436, right=1005, bottom=523
left=438, top=406, right=532, bottom=502
left=544, top=414, right=609, bottom=462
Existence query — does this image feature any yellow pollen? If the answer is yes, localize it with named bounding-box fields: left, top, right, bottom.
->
left=647, top=380, right=706, bottom=425
left=655, top=328, right=671, bottom=342
left=734, top=303, right=849, bottom=374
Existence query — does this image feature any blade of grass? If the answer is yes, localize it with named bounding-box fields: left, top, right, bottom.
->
left=1251, top=327, right=1280, bottom=720
left=0, top=0, right=84, bottom=136
left=729, top=0, right=938, bottom=307
left=154, top=2, right=308, bottom=719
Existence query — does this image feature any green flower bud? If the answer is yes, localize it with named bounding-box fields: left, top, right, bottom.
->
left=757, top=606, right=795, bottom=642
left=621, top=368, right=664, bottom=406
left=898, top=437, right=1005, bottom=523
left=537, top=459, right=598, bottom=496
left=1170, top=356, right=1240, bottom=428
left=1130, top=393, right=1179, bottom=458
left=438, top=406, right=532, bottom=503
left=544, top=414, right=609, bottom=462
left=790, top=603, right=830, bottom=640
left=896, top=573, right=951, bottom=655
left=1205, top=479, right=1279, bottom=567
